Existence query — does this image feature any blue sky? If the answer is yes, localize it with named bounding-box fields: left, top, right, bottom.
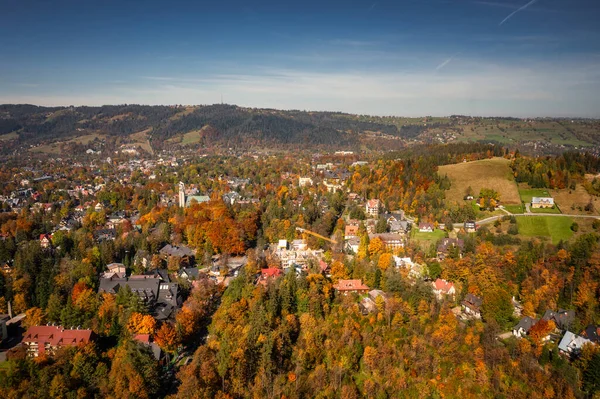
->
left=1, top=0, right=599, bottom=117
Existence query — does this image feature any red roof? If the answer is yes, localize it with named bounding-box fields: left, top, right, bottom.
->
left=334, top=279, right=370, bottom=292
left=39, top=234, right=51, bottom=241
left=134, top=334, right=151, bottom=344
left=367, top=199, right=380, bottom=208
left=22, top=326, right=93, bottom=354
left=433, top=278, right=454, bottom=293
left=261, top=268, right=282, bottom=278
left=319, top=260, right=328, bottom=272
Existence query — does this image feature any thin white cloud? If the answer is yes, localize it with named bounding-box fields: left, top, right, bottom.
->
left=499, top=0, right=538, bottom=26
left=2, top=57, right=599, bottom=117
left=435, top=57, right=454, bottom=70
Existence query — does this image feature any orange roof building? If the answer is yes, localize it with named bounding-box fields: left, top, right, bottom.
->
left=333, top=279, right=370, bottom=294
left=22, top=325, right=93, bottom=357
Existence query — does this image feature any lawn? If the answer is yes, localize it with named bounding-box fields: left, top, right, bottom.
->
left=503, top=204, right=524, bottom=214
left=0, top=131, right=18, bottom=141
left=530, top=206, right=562, bottom=214
left=411, top=229, right=447, bottom=248
left=518, top=187, right=552, bottom=204
left=550, top=185, right=600, bottom=216
left=439, top=157, right=521, bottom=206
left=516, top=216, right=574, bottom=244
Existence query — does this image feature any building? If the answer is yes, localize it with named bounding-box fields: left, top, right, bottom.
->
left=257, top=268, right=283, bottom=286
left=513, top=316, right=538, bottom=338
left=40, top=234, right=52, bottom=249
left=344, top=224, right=360, bottom=239
left=101, top=263, right=126, bottom=279
left=582, top=325, right=600, bottom=344
left=464, top=220, right=476, bottom=233
left=22, top=326, right=94, bottom=357
left=369, top=233, right=405, bottom=251
left=542, top=309, right=575, bottom=331
left=99, top=275, right=181, bottom=319
left=437, top=238, right=464, bottom=260
left=418, top=223, right=434, bottom=233
left=178, top=182, right=210, bottom=208
left=461, top=293, right=483, bottom=319
left=558, top=331, right=592, bottom=357
left=365, top=199, right=380, bottom=217
left=334, top=279, right=370, bottom=295
left=432, top=279, right=456, bottom=301
left=531, top=197, right=555, bottom=209
left=298, top=177, right=313, bottom=187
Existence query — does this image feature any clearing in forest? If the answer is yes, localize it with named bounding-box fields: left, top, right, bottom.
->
left=439, top=157, right=521, bottom=206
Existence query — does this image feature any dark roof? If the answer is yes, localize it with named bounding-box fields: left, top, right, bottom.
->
left=514, top=316, right=538, bottom=333
left=437, top=238, right=465, bottom=253
left=98, top=275, right=179, bottom=308
left=542, top=309, right=575, bottom=330
left=179, top=267, right=200, bottom=279
left=463, top=293, right=483, bottom=309
left=159, top=244, right=194, bottom=258
left=583, top=325, right=600, bottom=343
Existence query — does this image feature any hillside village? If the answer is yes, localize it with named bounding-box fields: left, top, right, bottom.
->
left=0, top=142, right=599, bottom=398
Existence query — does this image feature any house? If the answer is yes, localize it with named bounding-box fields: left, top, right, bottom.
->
left=437, top=238, right=464, bottom=260
left=94, top=202, right=105, bottom=212
left=133, top=334, right=162, bottom=361
left=531, top=197, right=554, bottom=209
left=369, top=233, right=405, bottom=250
left=159, top=244, right=195, bottom=266
left=98, top=275, right=181, bottom=318
left=344, top=224, right=360, bottom=239
left=418, top=223, right=434, bottom=233
left=582, top=325, right=600, bottom=344
left=345, top=237, right=360, bottom=254
left=40, top=234, right=52, bottom=249
left=333, top=279, right=370, bottom=295
left=101, top=263, right=126, bottom=279
left=365, top=199, right=380, bottom=217
left=432, top=279, right=456, bottom=300
left=222, top=191, right=241, bottom=205
left=558, top=331, right=592, bottom=357
left=461, top=293, right=483, bottom=319
left=93, top=229, right=116, bottom=242
left=298, top=177, right=313, bottom=187
left=513, top=316, right=538, bottom=338
left=257, top=268, right=283, bottom=286
left=22, top=326, right=94, bottom=357
left=359, top=290, right=387, bottom=314
left=542, top=309, right=575, bottom=331
left=178, top=267, right=200, bottom=281
left=464, top=220, right=476, bottom=233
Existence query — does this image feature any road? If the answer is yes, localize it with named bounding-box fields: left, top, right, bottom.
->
left=453, top=211, right=600, bottom=229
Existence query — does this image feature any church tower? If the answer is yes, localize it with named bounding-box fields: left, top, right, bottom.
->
left=178, top=182, right=186, bottom=208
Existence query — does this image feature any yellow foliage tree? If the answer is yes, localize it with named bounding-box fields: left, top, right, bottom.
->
left=127, top=312, right=156, bottom=335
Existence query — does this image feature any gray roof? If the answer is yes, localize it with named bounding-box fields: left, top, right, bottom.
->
left=179, top=267, right=199, bottom=280
left=463, top=293, right=483, bottom=309
left=558, top=331, right=591, bottom=355
left=98, top=275, right=179, bottom=308
left=514, top=316, right=538, bottom=333
left=159, top=244, right=194, bottom=258
left=542, top=309, right=575, bottom=330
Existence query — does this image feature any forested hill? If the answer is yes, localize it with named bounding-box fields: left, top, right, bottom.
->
left=0, top=104, right=409, bottom=152
left=1, top=104, right=599, bottom=155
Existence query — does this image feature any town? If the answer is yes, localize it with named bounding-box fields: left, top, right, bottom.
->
left=0, top=140, right=599, bottom=398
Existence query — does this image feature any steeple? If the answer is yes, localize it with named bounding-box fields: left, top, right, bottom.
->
left=178, top=182, right=185, bottom=208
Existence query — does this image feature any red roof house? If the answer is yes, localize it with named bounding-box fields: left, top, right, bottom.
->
left=333, top=279, right=370, bottom=295
left=432, top=278, right=456, bottom=300
left=22, top=326, right=93, bottom=357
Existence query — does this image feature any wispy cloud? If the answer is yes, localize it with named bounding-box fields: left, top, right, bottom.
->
left=435, top=56, right=454, bottom=70
left=499, top=0, right=539, bottom=26
left=369, top=2, right=377, bottom=12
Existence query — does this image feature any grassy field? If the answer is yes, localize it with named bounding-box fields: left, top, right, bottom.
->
left=66, top=133, right=104, bottom=145
left=0, top=132, right=18, bottom=141
left=411, top=229, right=446, bottom=249
left=550, top=185, right=600, bottom=216
left=439, top=157, right=521, bottom=206
left=516, top=216, right=574, bottom=244
left=530, top=207, right=562, bottom=214
left=518, top=186, right=552, bottom=204
left=129, top=128, right=153, bottom=154
left=503, top=204, right=524, bottom=214
left=181, top=130, right=203, bottom=145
